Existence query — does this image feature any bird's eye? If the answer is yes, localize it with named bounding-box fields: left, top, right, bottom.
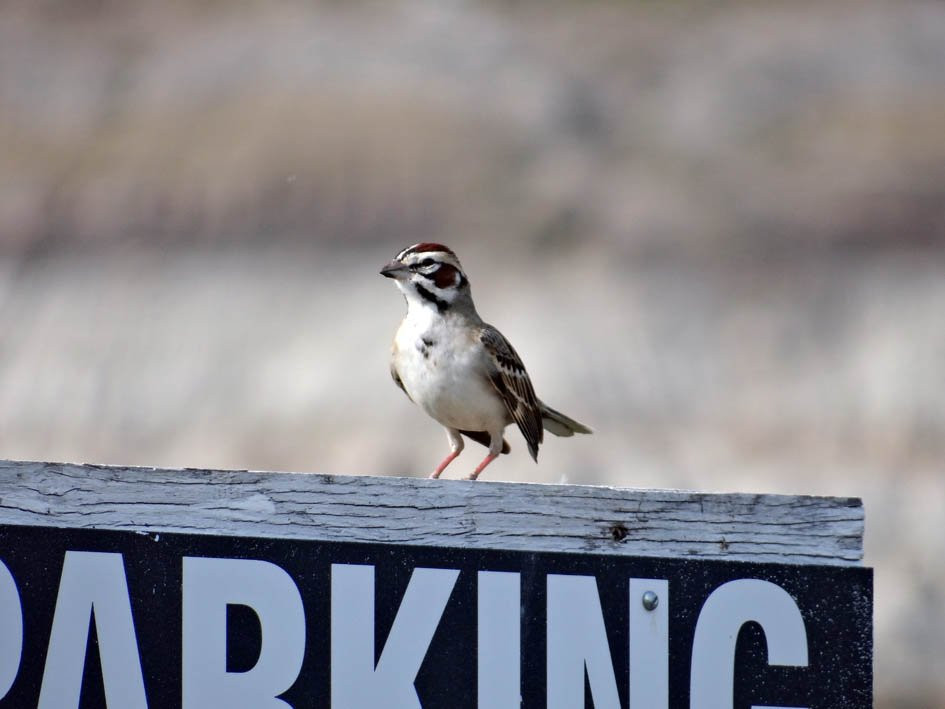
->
left=419, top=258, right=435, bottom=268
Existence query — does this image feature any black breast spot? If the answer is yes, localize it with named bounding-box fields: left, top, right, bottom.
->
left=417, top=337, right=436, bottom=359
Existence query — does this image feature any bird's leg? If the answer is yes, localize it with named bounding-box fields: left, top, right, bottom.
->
left=430, top=451, right=460, bottom=479
left=465, top=432, right=504, bottom=481
left=430, top=429, right=464, bottom=479
left=465, top=453, right=498, bottom=481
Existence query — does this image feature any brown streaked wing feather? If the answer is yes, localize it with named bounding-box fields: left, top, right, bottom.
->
left=480, top=325, right=543, bottom=461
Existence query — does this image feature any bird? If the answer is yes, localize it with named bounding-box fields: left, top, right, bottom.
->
left=380, top=242, right=591, bottom=480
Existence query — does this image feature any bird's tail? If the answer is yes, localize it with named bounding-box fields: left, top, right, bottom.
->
left=539, top=401, right=592, bottom=437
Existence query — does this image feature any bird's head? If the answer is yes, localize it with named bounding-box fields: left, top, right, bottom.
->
left=380, top=243, right=472, bottom=313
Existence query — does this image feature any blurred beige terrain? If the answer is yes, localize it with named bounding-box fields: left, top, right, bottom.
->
left=1, top=0, right=944, bottom=705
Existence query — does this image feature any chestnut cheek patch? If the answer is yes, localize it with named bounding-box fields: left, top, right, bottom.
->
left=433, top=264, right=462, bottom=289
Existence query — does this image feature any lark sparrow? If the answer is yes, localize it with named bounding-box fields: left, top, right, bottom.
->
left=381, top=243, right=591, bottom=480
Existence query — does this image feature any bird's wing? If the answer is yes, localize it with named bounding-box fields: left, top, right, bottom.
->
left=390, top=361, right=413, bottom=402
left=480, top=325, right=543, bottom=461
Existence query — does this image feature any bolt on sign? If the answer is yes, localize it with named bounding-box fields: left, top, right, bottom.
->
left=0, top=525, right=870, bottom=708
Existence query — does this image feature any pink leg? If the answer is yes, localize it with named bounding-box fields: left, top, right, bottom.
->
left=430, top=450, right=461, bottom=479
left=465, top=453, right=498, bottom=481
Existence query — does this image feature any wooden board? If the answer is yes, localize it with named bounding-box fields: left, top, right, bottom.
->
left=0, top=460, right=863, bottom=566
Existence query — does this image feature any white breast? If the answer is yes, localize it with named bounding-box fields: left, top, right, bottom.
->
left=393, top=310, right=508, bottom=432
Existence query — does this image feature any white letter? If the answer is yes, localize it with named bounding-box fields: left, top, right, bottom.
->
left=331, top=564, right=459, bottom=709
left=478, top=571, right=520, bottom=708
left=38, top=551, right=147, bottom=709
left=690, top=579, right=809, bottom=709
left=0, top=560, right=22, bottom=699
left=629, top=578, right=668, bottom=709
left=182, top=557, right=305, bottom=709
left=547, top=574, right=620, bottom=709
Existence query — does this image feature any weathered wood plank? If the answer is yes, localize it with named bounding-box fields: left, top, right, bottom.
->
left=0, top=460, right=863, bottom=565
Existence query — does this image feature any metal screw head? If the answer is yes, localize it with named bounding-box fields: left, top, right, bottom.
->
left=641, top=590, right=659, bottom=611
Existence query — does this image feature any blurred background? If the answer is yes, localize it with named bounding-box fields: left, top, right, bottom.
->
left=0, top=0, right=943, bottom=704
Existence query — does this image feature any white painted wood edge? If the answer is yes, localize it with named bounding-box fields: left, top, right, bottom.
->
left=0, top=460, right=864, bottom=566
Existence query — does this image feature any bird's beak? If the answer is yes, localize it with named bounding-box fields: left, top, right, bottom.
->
left=380, top=260, right=409, bottom=279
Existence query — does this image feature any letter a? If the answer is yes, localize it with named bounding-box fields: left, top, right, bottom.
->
left=38, top=551, right=148, bottom=709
